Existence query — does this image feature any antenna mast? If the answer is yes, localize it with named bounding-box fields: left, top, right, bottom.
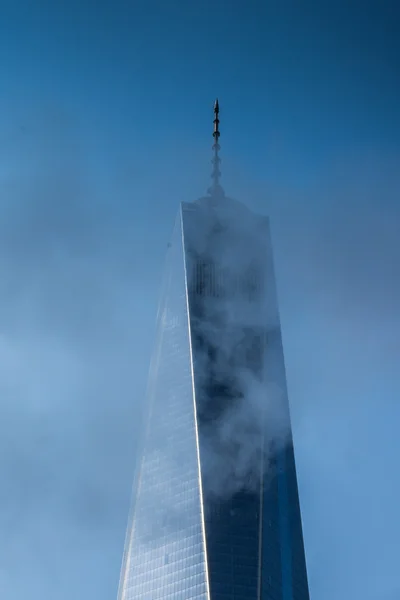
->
left=208, top=98, right=224, bottom=199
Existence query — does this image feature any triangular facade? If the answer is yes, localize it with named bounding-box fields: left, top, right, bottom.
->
left=117, top=197, right=310, bottom=600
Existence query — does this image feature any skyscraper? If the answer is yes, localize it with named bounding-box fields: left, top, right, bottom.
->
left=117, top=101, right=310, bottom=600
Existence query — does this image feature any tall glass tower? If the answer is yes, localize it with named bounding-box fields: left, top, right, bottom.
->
left=117, top=101, right=310, bottom=600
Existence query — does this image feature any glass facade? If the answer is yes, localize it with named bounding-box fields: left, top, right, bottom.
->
left=117, top=197, right=310, bottom=600
left=117, top=211, right=209, bottom=600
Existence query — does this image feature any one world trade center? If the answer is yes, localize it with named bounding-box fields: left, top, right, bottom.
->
left=116, top=101, right=310, bottom=600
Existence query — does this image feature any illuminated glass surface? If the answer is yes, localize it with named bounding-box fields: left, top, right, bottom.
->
left=117, top=210, right=209, bottom=600
left=182, top=201, right=310, bottom=600
left=117, top=199, right=310, bottom=600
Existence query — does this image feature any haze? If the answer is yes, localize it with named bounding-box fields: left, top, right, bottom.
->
left=0, top=1, right=399, bottom=599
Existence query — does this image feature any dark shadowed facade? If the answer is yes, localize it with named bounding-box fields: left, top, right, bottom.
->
left=117, top=104, right=310, bottom=600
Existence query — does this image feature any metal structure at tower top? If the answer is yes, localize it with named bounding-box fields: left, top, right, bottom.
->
left=208, top=98, right=225, bottom=199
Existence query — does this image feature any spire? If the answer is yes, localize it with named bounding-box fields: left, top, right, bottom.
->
left=208, top=98, right=225, bottom=199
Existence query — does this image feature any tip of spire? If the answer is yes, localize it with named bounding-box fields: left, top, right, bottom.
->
left=213, top=99, right=220, bottom=141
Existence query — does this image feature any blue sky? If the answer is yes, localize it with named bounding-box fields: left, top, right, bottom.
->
left=0, top=1, right=399, bottom=599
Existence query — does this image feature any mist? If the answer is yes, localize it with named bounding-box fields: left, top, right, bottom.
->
left=0, top=114, right=153, bottom=599
left=1, top=118, right=399, bottom=599
left=183, top=196, right=291, bottom=500
left=1, top=0, right=399, bottom=596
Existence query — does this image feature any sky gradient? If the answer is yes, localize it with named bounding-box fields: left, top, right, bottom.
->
left=0, top=1, right=399, bottom=599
